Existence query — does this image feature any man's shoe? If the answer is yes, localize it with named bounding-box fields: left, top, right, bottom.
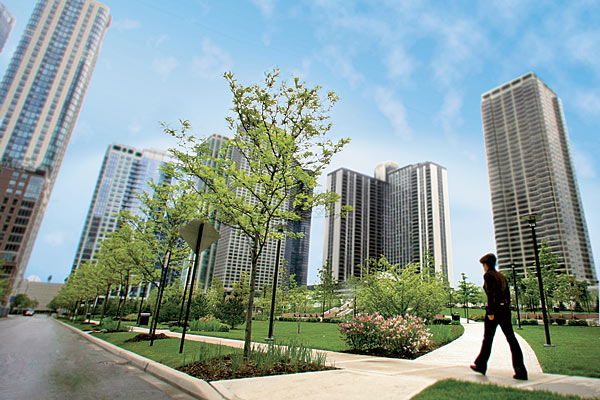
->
left=513, top=373, right=528, bottom=380
left=470, top=365, right=486, bottom=376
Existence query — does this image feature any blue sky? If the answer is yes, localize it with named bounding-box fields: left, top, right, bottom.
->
left=1, top=0, right=599, bottom=287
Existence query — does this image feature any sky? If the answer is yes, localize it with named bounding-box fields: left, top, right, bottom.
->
left=1, top=0, right=599, bottom=287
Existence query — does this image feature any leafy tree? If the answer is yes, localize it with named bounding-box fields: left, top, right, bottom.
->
left=358, top=256, right=447, bottom=321
left=167, top=69, right=349, bottom=358
left=314, top=261, right=340, bottom=318
left=206, top=277, right=227, bottom=316
left=287, top=274, right=310, bottom=333
left=11, top=293, right=37, bottom=311
left=457, top=273, right=479, bottom=322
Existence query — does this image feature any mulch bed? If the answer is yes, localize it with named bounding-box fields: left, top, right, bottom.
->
left=177, top=355, right=336, bottom=381
left=125, top=333, right=170, bottom=342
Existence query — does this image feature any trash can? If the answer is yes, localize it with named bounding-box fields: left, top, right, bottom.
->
left=139, top=313, right=151, bottom=326
left=451, top=312, right=460, bottom=321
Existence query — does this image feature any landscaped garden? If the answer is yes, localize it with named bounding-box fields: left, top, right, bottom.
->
left=413, top=379, right=586, bottom=400
left=517, top=325, right=600, bottom=378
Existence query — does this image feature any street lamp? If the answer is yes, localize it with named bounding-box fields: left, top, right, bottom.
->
left=510, top=263, right=522, bottom=330
left=266, top=227, right=284, bottom=341
left=522, top=213, right=553, bottom=346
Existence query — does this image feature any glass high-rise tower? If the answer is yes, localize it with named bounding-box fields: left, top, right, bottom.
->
left=481, top=72, right=597, bottom=286
left=324, top=161, right=454, bottom=286
left=0, top=1, right=15, bottom=55
left=72, top=144, right=171, bottom=272
left=0, top=0, right=109, bottom=298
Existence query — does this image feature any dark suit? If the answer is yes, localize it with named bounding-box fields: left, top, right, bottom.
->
left=473, top=269, right=527, bottom=376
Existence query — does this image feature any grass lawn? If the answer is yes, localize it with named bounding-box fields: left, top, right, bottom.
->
left=92, top=331, right=240, bottom=368
left=516, top=326, right=600, bottom=378
left=412, top=379, right=584, bottom=400
left=57, top=318, right=98, bottom=331
left=176, top=319, right=464, bottom=354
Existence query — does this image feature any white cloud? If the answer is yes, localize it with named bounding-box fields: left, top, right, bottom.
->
left=113, top=19, right=141, bottom=31
left=322, top=46, right=364, bottom=88
left=152, top=56, right=179, bottom=79
left=128, top=120, right=143, bottom=135
left=191, top=39, right=233, bottom=79
left=291, top=58, right=312, bottom=80
left=572, top=144, right=596, bottom=179
left=153, top=34, right=170, bottom=48
left=575, top=90, right=600, bottom=117
left=373, top=86, right=412, bottom=140
left=435, top=90, right=463, bottom=144
left=252, top=0, right=276, bottom=17
left=42, top=231, right=66, bottom=246
left=384, top=46, right=415, bottom=85
left=567, top=30, right=600, bottom=69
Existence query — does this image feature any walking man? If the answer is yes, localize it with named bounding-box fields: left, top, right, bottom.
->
left=471, top=253, right=528, bottom=380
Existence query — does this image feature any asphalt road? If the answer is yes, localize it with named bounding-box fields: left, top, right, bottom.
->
left=0, top=315, right=197, bottom=400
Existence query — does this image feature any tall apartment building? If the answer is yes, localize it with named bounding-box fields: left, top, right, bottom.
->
left=324, top=161, right=454, bottom=286
left=0, top=1, right=15, bottom=55
left=71, top=144, right=171, bottom=272
left=482, top=72, right=597, bottom=286
left=0, top=0, right=109, bottom=297
left=194, top=134, right=312, bottom=291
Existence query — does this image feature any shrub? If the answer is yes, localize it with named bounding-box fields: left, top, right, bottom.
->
left=278, top=316, right=300, bottom=322
left=521, top=318, right=539, bottom=326
left=432, top=318, right=451, bottom=325
left=252, top=314, right=268, bottom=321
left=100, top=317, right=128, bottom=332
left=568, top=319, right=588, bottom=326
left=322, top=317, right=344, bottom=324
left=450, top=320, right=461, bottom=325
left=469, top=314, right=486, bottom=322
left=123, top=313, right=139, bottom=321
left=189, top=317, right=230, bottom=332
left=339, top=313, right=432, bottom=357
left=551, top=318, right=566, bottom=326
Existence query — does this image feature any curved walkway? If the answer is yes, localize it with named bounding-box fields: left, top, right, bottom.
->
left=128, top=323, right=599, bottom=399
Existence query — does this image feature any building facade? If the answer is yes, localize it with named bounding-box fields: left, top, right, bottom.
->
left=0, top=1, right=15, bottom=55
left=324, top=161, right=454, bottom=286
left=192, top=133, right=312, bottom=291
left=71, top=144, right=171, bottom=272
left=482, top=72, right=597, bottom=286
left=0, top=0, right=109, bottom=298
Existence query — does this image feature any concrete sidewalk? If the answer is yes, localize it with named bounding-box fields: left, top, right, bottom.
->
left=129, top=322, right=600, bottom=399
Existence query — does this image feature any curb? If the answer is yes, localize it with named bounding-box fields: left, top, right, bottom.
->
left=55, top=319, right=227, bottom=400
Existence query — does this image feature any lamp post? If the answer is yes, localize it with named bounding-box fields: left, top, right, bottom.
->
left=266, top=227, right=284, bottom=341
left=510, top=263, right=522, bottom=330
left=522, top=213, right=553, bottom=346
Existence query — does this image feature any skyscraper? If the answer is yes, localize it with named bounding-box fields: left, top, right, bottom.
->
left=0, top=2, right=15, bottom=55
left=72, top=144, right=171, bottom=272
left=324, top=161, right=454, bottom=286
left=193, top=134, right=312, bottom=291
left=0, top=0, right=109, bottom=296
left=481, top=72, right=597, bottom=286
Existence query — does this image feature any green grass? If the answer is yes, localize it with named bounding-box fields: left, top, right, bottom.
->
left=92, top=331, right=240, bottom=368
left=178, top=319, right=464, bottom=353
left=444, top=307, right=486, bottom=317
left=516, top=325, right=600, bottom=378
left=186, top=319, right=349, bottom=351
left=57, top=318, right=98, bottom=331
left=412, top=379, right=584, bottom=400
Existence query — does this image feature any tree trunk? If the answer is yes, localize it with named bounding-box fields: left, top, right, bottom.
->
left=117, top=274, right=129, bottom=331
left=136, top=283, right=146, bottom=325
left=150, top=251, right=171, bottom=345
left=100, top=285, right=111, bottom=326
left=243, top=240, right=259, bottom=361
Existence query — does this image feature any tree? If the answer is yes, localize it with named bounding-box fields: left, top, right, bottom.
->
left=121, top=164, right=199, bottom=339
left=287, top=274, right=310, bottom=333
left=357, top=256, right=447, bottom=321
left=11, top=293, right=37, bottom=311
left=314, top=261, right=339, bottom=318
left=167, top=69, right=349, bottom=358
left=457, top=273, right=479, bottom=322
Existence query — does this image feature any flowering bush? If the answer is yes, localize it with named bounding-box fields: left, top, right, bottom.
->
left=338, top=313, right=432, bottom=357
